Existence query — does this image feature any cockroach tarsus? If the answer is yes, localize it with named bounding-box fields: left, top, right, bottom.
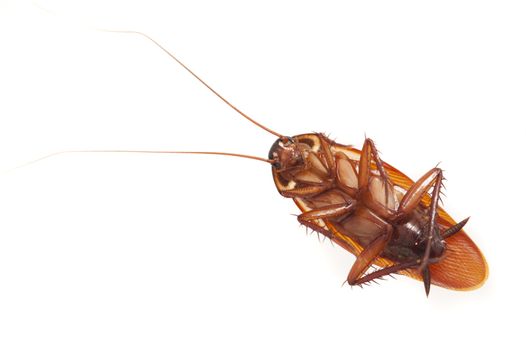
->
left=23, top=30, right=488, bottom=296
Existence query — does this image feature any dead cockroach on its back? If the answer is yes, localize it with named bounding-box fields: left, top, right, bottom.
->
left=268, top=133, right=487, bottom=295
left=24, top=30, right=488, bottom=296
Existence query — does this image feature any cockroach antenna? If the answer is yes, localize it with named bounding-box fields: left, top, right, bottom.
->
left=4, top=29, right=290, bottom=174
left=101, top=29, right=284, bottom=139
left=4, top=150, right=275, bottom=175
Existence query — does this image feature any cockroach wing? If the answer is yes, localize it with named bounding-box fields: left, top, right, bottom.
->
left=292, top=142, right=488, bottom=291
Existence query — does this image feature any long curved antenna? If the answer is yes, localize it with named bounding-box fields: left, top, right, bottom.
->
left=30, top=2, right=282, bottom=138
left=5, top=150, right=274, bottom=174
left=101, top=29, right=283, bottom=138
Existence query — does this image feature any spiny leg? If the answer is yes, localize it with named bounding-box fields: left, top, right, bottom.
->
left=358, top=138, right=391, bottom=190
left=297, top=201, right=358, bottom=239
left=395, top=168, right=443, bottom=217
left=352, top=259, right=437, bottom=296
left=280, top=183, right=332, bottom=198
left=352, top=260, right=420, bottom=285
left=347, top=225, right=393, bottom=285
left=299, top=219, right=334, bottom=239
left=419, top=169, right=443, bottom=271
left=298, top=201, right=357, bottom=221
left=357, top=138, right=396, bottom=215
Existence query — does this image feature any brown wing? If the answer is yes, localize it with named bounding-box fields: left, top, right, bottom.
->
left=293, top=143, right=488, bottom=291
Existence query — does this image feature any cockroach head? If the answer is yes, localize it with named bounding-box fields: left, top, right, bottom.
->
left=268, top=136, right=305, bottom=170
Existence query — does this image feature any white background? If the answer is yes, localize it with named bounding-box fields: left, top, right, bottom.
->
left=0, top=1, right=525, bottom=349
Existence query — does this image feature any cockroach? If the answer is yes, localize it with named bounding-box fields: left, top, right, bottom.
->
left=27, top=30, right=488, bottom=296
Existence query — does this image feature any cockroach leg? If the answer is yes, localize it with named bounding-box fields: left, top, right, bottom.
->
left=395, top=168, right=443, bottom=219
left=334, top=152, right=359, bottom=196
left=442, top=217, right=469, bottom=239
left=297, top=219, right=334, bottom=240
left=296, top=201, right=357, bottom=240
left=280, top=183, right=332, bottom=198
left=420, top=169, right=443, bottom=272
left=346, top=225, right=393, bottom=285
left=358, top=139, right=392, bottom=196
left=351, top=261, right=419, bottom=286
left=357, top=139, right=395, bottom=216
left=318, top=134, right=336, bottom=172
left=297, top=201, right=357, bottom=222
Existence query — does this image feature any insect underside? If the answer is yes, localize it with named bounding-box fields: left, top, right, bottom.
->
left=269, top=134, right=487, bottom=295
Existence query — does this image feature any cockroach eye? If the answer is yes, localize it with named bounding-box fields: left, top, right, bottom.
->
left=268, top=137, right=287, bottom=160
left=285, top=136, right=294, bottom=145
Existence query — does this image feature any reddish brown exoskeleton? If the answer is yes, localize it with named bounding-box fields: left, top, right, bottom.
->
left=28, top=31, right=488, bottom=295
left=268, top=134, right=487, bottom=295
